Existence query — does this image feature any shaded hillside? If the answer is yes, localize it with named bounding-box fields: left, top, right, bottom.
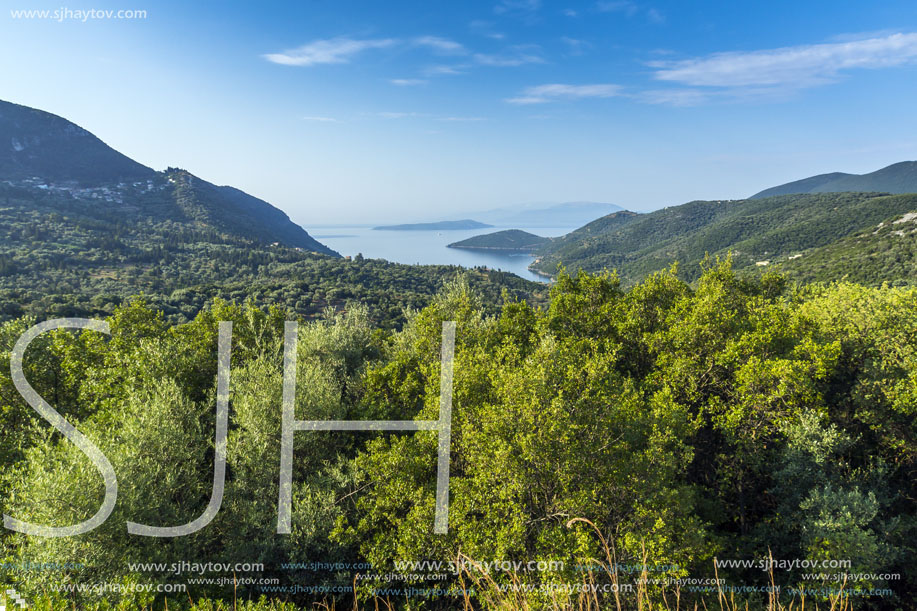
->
left=752, top=161, right=917, bottom=198
left=168, top=170, right=337, bottom=254
left=0, top=98, right=336, bottom=254
left=0, top=99, right=155, bottom=185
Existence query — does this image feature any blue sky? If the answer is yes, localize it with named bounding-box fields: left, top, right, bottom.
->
left=2, top=0, right=917, bottom=225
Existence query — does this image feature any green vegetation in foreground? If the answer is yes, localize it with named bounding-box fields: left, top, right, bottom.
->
left=530, top=192, right=917, bottom=286
left=447, top=229, right=551, bottom=252
left=1, top=263, right=914, bottom=610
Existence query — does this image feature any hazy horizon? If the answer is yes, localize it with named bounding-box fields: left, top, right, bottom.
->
left=3, top=0, right=917, bottom=226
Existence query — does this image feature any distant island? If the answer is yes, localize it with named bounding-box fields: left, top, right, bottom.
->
left=373, top=219, right=493, bottom=231
left=448, top=229, right=550, bottom=253
left=474, top=201, right=624, bottom=228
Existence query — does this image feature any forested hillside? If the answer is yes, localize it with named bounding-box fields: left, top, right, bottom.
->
left=448, top=229, right=550, bottom=252
left=531, top=192, right=917, bottom=285
left=0, top=182, right=541, bottom=327
left=779, top=210, right=917, bottom=284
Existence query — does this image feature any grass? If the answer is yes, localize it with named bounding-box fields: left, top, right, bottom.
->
left=450, top=518, right=852, bottom=611
left=4, top=519, right=855, bottom=611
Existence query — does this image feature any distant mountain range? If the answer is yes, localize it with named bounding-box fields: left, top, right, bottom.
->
left=5, top=98, right=916, bottom=292
left=373, top=219, right=492, bottom=231
left=448, top=229, right=550, bottom=253
left=391, top=202, right=625, bottom=234
left=472, top=201, right=624, bottom=228
left=751, top=161, right=917, bottom=198
left=0, top=99, right=336, bottom=255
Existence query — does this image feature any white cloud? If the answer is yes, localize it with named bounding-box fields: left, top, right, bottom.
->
left=362, top=112, right=486, bottom=122
left=438, top=116, right=486, bottom=122
left=263, top=37, right=397, bottom=66
left=376, top=112, right=421, bottom=119
left=302, top=116, right=340, bottom=122
left=640, top=85, right=818, bottom=107
left=390, top=78, right=428, bottom=86
left=827, top=29, right=904, bottom=43
left=595, top=2, right=663, bottom=24
left=264, top=34, right=470, bottom=70
left=595, top=1, right=637, bottom=16
left=506, top=83, right=623, bottom=104
left=423, top=64, right=468, bottom=76
left=651, top=32, right=917, bottom=89
left=638, top=89, right=710, bottom=106
left=563, top=9, right=578, bottom=17
left=413, top=36, right=467, bottom=55
left=469, top=20, right=506, bottom=39
left=494, top=0, right=541, bottom=15
left=561, top=36, right=590, bottom=55
left=474, top=51, right=543, bottom=66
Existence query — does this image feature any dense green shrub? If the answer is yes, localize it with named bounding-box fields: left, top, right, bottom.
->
left=1, top=265, right=914, bottom=609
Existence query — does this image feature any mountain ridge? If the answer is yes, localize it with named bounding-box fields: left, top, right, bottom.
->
left=0, top=99, right=155, bottom=185
left=0, top=99, right=336, bottom=255
left=751, top=161, right=917, bottom=198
